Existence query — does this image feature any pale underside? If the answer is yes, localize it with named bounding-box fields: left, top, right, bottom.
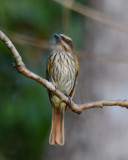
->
left=49, top=48, right=76, bottom=110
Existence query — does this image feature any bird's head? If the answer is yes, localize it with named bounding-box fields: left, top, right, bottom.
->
left=54, top=33, right=73, bottom=51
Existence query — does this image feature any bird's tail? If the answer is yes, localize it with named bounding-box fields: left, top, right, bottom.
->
left=49, top=107, right=65, bottom=145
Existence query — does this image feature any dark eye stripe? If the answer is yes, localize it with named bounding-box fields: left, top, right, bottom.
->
left=60, top=34, right=73, bottom=48
left=61, top=36, right=72, bottom=43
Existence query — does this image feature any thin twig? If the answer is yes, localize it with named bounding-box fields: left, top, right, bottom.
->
left=53, top=0, right=128, bottom=33
left=1, top=30, right=128, bottom=114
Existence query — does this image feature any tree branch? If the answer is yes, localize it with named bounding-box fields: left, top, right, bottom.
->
left=1, top=30, right=128, bottom=114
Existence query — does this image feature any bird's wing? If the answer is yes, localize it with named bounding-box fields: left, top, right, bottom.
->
left=69, top=54, right=79, bottom=98
left=46, top=56, right=52, bottom=103
left=46, top=57, right=50, bottom=80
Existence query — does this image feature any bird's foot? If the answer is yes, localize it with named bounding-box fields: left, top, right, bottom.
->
left=68, top=96, right=72, bottom=105
left=55, top=85, right=58, bottom=90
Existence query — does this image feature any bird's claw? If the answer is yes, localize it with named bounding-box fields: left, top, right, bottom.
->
left=68, top=96, right=72, bottom=105
left=55, top=85, right=58, bottom=90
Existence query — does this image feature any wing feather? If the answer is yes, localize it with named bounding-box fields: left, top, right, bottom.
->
left=46, top=56, right=52, bottom=103
left=69, top=54, right=79, bottom=98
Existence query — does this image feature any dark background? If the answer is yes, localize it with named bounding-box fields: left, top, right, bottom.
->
left=0, top=0, right=128, bottom=160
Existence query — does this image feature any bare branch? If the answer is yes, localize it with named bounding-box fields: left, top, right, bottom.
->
left=1, top=30, right=128, bottom=114
left=69, top=100, right=128, bottom=114
left=0, top=30, right=70, bottom=103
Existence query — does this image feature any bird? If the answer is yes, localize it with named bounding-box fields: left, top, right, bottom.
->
left=46, top=33, right=78, bottom=145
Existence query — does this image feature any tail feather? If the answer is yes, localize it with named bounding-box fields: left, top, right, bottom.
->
left=49, top=108, right=56, bottom=145
left=49, top=107, right=65, bottom=145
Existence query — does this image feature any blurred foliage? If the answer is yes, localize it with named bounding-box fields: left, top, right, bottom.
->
left=0, top=0, right=86, bottom=159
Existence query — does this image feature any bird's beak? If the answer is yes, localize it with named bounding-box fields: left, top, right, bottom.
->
left=53, top=33, right=62, bottom=42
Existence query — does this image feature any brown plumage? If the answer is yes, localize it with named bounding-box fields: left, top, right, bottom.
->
left=46, top=33, right=78, bottom=145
